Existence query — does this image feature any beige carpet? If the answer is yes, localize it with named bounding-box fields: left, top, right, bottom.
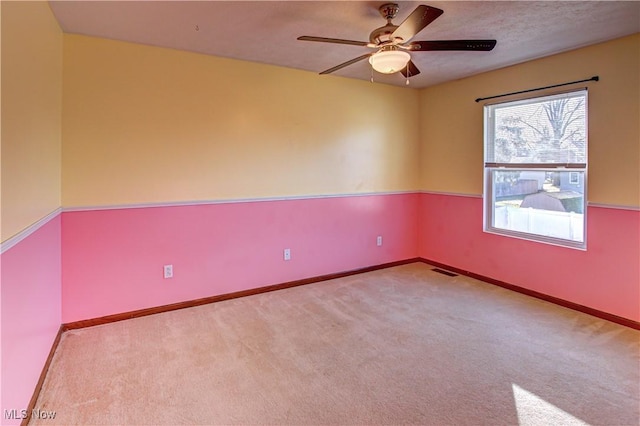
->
left=31, top=263, right=639, bottom=425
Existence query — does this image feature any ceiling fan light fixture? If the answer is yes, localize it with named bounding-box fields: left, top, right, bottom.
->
left=369, top=50, right=410, bottom=74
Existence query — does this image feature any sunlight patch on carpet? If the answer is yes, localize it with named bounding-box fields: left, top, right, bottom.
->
left=512, top=383, right=589, bottom=426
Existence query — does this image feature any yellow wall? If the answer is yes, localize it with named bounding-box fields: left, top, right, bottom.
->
left=7, top=21, right=636, bottom=215
left=419, top=34, right=640, bottom=207
left=62, top=35, right=420, bottom=208
left=1, top=1, right=62, bottom=242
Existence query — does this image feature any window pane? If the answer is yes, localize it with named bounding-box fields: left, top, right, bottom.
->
left=491, top=170, right=584, bottom=243
left=487, top=91, right=587, bottom=164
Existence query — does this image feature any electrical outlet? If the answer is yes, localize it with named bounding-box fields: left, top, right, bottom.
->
left=377, top=236, right=383, bottom=247
left=284, top=248, right=291, bottom=261
left=163, top=264, right=173, bottom=279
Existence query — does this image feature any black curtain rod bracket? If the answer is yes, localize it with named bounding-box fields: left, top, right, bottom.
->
left=475, top=76, right=599, bottom=103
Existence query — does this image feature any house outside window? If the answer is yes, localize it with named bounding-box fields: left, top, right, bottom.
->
left=483, top=89, right=588, bottom=249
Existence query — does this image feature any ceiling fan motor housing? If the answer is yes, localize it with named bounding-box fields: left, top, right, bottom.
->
left=369, top=24, right=399, bottom=45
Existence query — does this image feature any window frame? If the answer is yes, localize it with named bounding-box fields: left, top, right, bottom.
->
left=483, top=89, right=588, bottom=250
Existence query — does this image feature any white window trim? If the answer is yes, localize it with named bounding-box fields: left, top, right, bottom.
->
left=483, top=89, right=588, bottom=250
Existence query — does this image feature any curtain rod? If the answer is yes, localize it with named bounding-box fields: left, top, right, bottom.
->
left=475, top=76, right=599, bottom=103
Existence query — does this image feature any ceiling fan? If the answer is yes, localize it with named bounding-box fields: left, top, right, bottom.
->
left=298, top=3, right=496, bottom=80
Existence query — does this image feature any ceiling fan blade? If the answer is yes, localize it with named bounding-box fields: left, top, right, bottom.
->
left=401, top=60, right=421, bottom=78
left=319, top=53, right=373, bottom=75
left=297, top=36, right=368, bottom=47
left=391, top=5, right=444, bottom=43
left=409, top=40, right=497, bottom=51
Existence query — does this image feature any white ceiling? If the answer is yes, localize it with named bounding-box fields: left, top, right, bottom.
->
left=49, top=1, right=640, bottom=89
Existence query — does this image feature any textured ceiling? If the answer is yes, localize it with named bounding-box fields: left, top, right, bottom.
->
left=49, top=1, right=640, bottom=89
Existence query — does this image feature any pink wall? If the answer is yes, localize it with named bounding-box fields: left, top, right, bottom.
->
left=1, top=190, right=637, bottom=420
left=62, top=193, right=419, bottom=323
left=1, top=215, right=62, bottom=425
left=418, top=192, right=640, bottom=322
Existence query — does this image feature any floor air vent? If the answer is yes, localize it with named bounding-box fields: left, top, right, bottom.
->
left=432, top=268, right=458, bottom=277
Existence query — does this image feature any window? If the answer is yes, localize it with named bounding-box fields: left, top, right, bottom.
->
left=484, top=90, right=587, bottom=249
left=569, top=172, right=579, bottom=185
